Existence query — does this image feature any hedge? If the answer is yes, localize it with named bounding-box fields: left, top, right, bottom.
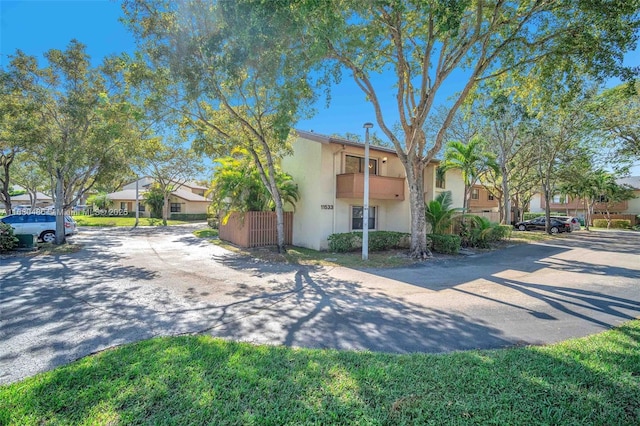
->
left=592, top=219, right=631, bottom=229
left=429, top=234, right=461, bottom=254
left=169, top=213, right=209, bottom=221
left=327, top=231, right=411, bottom=253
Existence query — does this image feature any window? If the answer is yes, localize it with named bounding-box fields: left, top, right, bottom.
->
left=351, top=206, right=376, bottom=230
left=552, top=195, right=566, bottom=204
left=3, top=215, right=26, bottom=224
left=435, top=169, right=446, bottom=189
left=170, top=203, right=181, bottom=213
left=488, top=194, right=495, bottom=201
left=345, top=155, right=377, bottom=175
left=138, top=203, right=145, bottom=212
left=120, top=202, right=128, bottom=210
left=471, top=188, right=480, bottom=200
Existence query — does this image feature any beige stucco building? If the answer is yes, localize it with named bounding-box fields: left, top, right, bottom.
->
left=107, top=177, right=210, bottom=218
left=282, top=130, right=465, bottom=250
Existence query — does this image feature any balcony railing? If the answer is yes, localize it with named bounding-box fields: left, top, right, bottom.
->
left=336, top=173, right=405, bottom=201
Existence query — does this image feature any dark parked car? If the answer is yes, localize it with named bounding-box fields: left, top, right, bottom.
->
left=550, top=216, right=581, bottom=231
left=1, top=213, right=78, bottom=243
left=514, top=217, right=571, bottom=234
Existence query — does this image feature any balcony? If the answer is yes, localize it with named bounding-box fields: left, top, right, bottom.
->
left=336, top=173, right=405, bottom=201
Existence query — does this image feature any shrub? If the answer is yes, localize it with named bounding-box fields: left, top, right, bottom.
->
left=328, top=232, right=362, bottom=252
left=169, top=213, right=209, bottom=221
left=429, top=234, right=461, bottom=254
left=459, top=217, right=511, bottom=248
left=0, top=222, right=18, bottom=252
left=327, top=231, right=411, bottom=253
left=593, top=219, right=631, bottom=229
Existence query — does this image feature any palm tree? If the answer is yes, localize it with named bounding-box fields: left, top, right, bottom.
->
left=425, top=191, right=460, bottom=234
left=441, top=136, right=499, bottom=212
left=143, top=185, right=164, bottom=219
left=210, top=156, right=299, bottom=219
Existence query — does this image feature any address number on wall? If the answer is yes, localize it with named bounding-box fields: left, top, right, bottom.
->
left=320, top=204, right=334, bottom=210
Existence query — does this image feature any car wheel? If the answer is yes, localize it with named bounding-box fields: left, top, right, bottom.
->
left=41, top=231, right=55, bottom=243
left=518, top=224, right=526, bottom=231
left=550, top=226, right=559, bottom=234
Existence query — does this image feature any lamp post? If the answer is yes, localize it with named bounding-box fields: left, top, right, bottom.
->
left=362, top=122, right=374, bottom=260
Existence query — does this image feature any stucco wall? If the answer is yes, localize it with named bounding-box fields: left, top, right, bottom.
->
left=529, top=193, right=544, bottom=213
left=627, top=190, right=640, bottom=214
left=282, top=137, right=334, bottom=250
left=283, top=137, right=413, bottom=250
left=429, top=168, right=465, bottom=209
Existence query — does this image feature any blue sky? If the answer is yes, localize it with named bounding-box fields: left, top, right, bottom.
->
left=2, top=0, right=639, bottom=174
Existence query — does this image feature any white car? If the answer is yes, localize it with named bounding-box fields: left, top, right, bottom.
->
left=1, top=213, right=78, bottom=243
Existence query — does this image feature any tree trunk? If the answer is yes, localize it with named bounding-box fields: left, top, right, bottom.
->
left=502, top=165, right=511, bottom=225
left=404, top=158, right=430, bottom=258
left=1, top=156, right=13, bottom=214
left=463, top=184, right=469, bottom=212
left=249, top=143, right=287, bottom=253
left=543, top=185, right=552, bottom=234
left=162, top=193, right=169, bottom=226
left=54, top=172, right=65, bottom=245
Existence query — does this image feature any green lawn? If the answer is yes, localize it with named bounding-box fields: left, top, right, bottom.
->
left=2, top=321, right=639, bottom=425
left=74, top=216, right=190, bottom=227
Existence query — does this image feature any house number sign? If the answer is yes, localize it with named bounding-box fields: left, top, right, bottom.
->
left=320, top=204, right=334, bottom=210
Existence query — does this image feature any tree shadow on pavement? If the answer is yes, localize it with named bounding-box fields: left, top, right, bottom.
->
left=208, top=268, right=513, bottom=354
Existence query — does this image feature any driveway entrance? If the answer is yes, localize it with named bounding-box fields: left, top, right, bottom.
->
left=2, top=226, right=639, bottom=384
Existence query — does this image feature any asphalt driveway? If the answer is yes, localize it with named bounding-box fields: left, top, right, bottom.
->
left=1, top=225, right=639, bottom=385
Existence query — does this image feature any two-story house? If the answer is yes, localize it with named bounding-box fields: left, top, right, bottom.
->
left=528, top=176, right=640, bottom=223
left=281, top=130, right=465, bottom=250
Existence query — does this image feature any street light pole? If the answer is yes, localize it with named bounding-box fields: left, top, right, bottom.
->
left=362, top=122, right=374, bottom=260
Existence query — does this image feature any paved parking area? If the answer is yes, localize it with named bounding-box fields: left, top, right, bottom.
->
left=1, top=225, right=639, bottom=384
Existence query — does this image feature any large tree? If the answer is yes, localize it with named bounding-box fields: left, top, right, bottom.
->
left=527, top=99, right=593, bottom=234
left=137, top=138, right=204, bottom=226
left=0, top=54, right=44, bottom=213
left=475, top=90, right=532, bottom=224
left=122, top=0, right=317, bottom=252
left=10, top=155, right=49, bottom=208
left=278, top=0, right=640, bottom=257
left=590, top=81, right=640, bottom=169
left=9, top=41, right=139, bottom=243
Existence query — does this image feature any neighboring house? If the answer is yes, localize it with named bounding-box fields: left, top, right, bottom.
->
left=528, top=176, right=640, bottom=222
left=468, top=184, right=500, bottom=213
left=8, top=191, right=54, bottom=209
left=281, top=130, right=465, bottom=250
left=106, top=177, right=210, bottom=218
left=466, top=184, right=502, bottom=223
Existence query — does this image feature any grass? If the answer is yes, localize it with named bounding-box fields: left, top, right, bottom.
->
left=1, top=320, right=639, bottom=425
left=193, top=228, right=219, bottom=239
left=74, top=216, right=190, bottom=227
left=509, top=230, right=571, bottom=242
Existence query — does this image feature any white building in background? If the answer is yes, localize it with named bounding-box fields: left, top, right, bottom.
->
left=281, top=130, right=465, bottom=250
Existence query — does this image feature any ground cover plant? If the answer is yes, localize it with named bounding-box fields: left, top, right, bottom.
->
left=1, top=321, right=639, bottom=425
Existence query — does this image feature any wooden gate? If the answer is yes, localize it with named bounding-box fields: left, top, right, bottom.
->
left=219, top=211, right=293, bottom=247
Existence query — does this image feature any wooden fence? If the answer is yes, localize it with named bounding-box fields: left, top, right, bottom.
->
left=219, top=211, right=293, bottom=248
